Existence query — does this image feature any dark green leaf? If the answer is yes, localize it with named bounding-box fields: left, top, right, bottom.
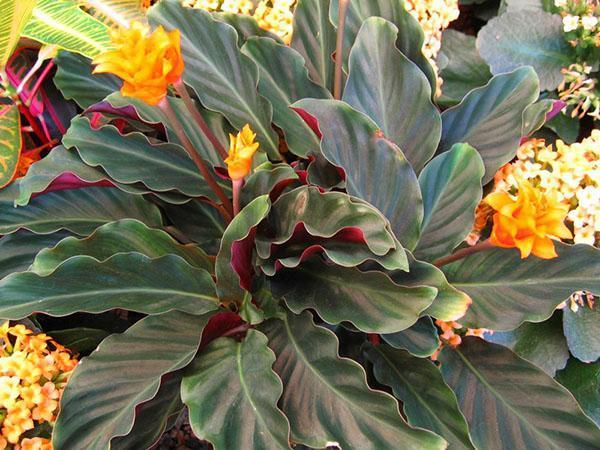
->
left=241, top=162, right=299, bottom=206
left=31, top=219, right=212, bottom=275
left=270, top=258, right=436, bottom=333
left=0, top=253, right=219, bottom=319
left=437, top=30, right=491, bottom=107
left=54, top=311, right=212, bottom=450
left=242, top=37, right=331, bottom=158
left=343, top=17, right=441, bottom=172
left=290, top=0, right=336, bottom=91
left=545, top=111, right=580, bottom=144
left=182, top=330, right=291, bottom=450
left=485, top=312, right=569, bottom=375
left=149, top=0, right=281, bottom=159
left=439, top=67, right=540, bottom=183
left=0, top=187, right=162, bottom=236
left=53, top=51, right=120, bottom=109
left=563, top=306, right=600, bottom=363
left=259, top=310, right=446, bottom=449
left=382, top=317, right=440, bottom=358
left=0, top=231, right=69, bottom=279
left=365, top=344, right=474, bottom=449
left=48, top=327, right=110, bottom=354
left=556, top=359, right=600, bottom=426
left=440, top=337, right=600, bottom=449
left=477, top=11, right=575, bottom=91
left=443, top=243, right=600, bottom=330
left=294, top=100, right=423, bottom=249
left=415, top=144, right=484, bottom=262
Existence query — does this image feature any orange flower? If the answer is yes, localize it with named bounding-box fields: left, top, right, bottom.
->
left=93, top=21, right=184, bottom=105
left=17, top=437, right=52, bottom=450
left=224, top=124, right=260, bottom=180
left=486, top=180, right=573, bottom=259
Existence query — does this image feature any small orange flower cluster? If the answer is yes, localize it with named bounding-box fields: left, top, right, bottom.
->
left=0, top=324, right=77, bottom=449
left=432, top=321, right=486, bottom=357
left=93, top=21, right=184, bottom=105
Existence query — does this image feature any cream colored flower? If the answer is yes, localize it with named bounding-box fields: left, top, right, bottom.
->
left=563, top=15, right=580, bottom=32
left=582, top=15, right=598, bottom=31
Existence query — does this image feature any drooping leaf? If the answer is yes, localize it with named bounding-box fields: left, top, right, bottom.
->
left=256, top=186, right=407, bottom=272
left=484, top=312, right=569, bottom=376
left=0, top=187, right=162, bottom=236
left=216, top=196, right=271, bottom=305
left=53, top=51, right=121, bottom=109
left=440, top=337, right=600, bottom=449
left=437, top=29, right=491, bottom=107
left=0, top=231, right=70, bottom=279
left=47, top=327, right=110, bottom=354
left=23, top=0, right=112, bottom=58
left=556, top=359, right=600, bottom=426
left=294, top=99, right=423, bottom=249
left=438, top=67, right=539, bottom=183
left=53, top=311, right=212, bottom=450
left=106, top=92, right=232, bottom=169
left=0, top=103, right=21, bottom=188
left=382, top=316, right=440, bottom=358
left=259, top=310, right=446, bottom=449
left=563, top=306, right=600, bottom=363
left=270, top=258, right=436, bottom=334
left=148, top=0, right=281, bottom=159
left=414, top=144, right=484, bottom=262
left=31, top=219, right=212, bottom=275
left=385, top=254, right=472, bottom=322
left=290, top=0, right=336, bottom=91
left=330, top=0, right=436, bottom=92
left=343, top=17, right=441, bottom=172
left=0, top=253, right=220, bottom=319
left=443, top=243, right=600, bottom=330
left=365, top=344, right=475, bottom=450
left=182, top=330, right=291, bottom=450
left=63, top=116, right=215, bottom=199
left=111, top=372, right=184, bottom=450
left=242, top=37, right=331, bottom=158
left=0, top=0, right=36, bottom=68
left=477, top=11, right=574, bottom=91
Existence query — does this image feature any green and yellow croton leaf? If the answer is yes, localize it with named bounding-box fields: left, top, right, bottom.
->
left=0, top=103, right=21, bottom=189
left=0, top=0, right=37, bottom=68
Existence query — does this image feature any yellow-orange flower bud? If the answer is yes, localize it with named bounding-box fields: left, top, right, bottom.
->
left=486, top=180, right=573, bottom=259
left=93, top=21, right=184, bottom=106
left=225, top=124, right=260, bottom=180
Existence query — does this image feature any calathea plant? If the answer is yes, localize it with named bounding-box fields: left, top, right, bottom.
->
left=0, top=0, right=599, bottom=449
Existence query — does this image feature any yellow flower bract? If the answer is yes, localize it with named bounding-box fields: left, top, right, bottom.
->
left=225, top=124, right=260, bottom=180
left=93, top=21, right=185, bottom=106
left=0, top=324, right=77, bottom=449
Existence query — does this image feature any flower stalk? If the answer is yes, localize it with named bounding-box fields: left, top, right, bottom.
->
left=433, top=239, right=494, bottom=268
left=334, top=0, right=350, bottom=100
left=232, top=178, right=243, bottom=216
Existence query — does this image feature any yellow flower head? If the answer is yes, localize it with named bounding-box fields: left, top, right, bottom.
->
left=486, top=179, right=573, bottom=259
left=93, top=21, right=185, bottom=105
left=225, top=124, right=260, bottom=180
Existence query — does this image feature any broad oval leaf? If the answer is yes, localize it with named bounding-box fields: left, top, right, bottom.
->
left=343, top=17, right=441, bottom=172
left=242, top=37, right=331, bottom=158
left=443, top=243, right=600, bottom=330
left=330, top=0, right=436, bottom=92
left=382, top=317, right=441, bottom=358
left=0, top=231, right=70, bottom=279
left=0, top=0, right=37, bottom=68
left=0, top=187, right=162, bottom=236
left=556, top=359, right=600, bottom=426
left=54, top=311, right=212, bottom=450
left=53, top=51, right=121, bottom=109
left=182, top=330, right=291, bottom=450
left=290, top=0, right=336, bottom=91
left=31, top=219, right=212, bottom=275
left=0, top=103, right=21, bottom=188
left=270, top=258, right=436, bottom=334
left=259, top=310, right=446, bottom=449
left=294, top=99, right=423, bottom=249
left=440, top=337, right=600, bottom=449
left=438, top=67, right=539, bottom=183
left=415, top=143, right=484, bottom=262
left=477, top=11, right=574, bottom=91
left=563, top=306, right=600, bottom=363
left=0, top=253, right=220, bottom=319
left=148, top=0, right=280, bottom=159
left=63, top=116, right=214, bottom=199
left=365, top=344, right=475, bottom=450
left=23, top=0, right=112, bottom=58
